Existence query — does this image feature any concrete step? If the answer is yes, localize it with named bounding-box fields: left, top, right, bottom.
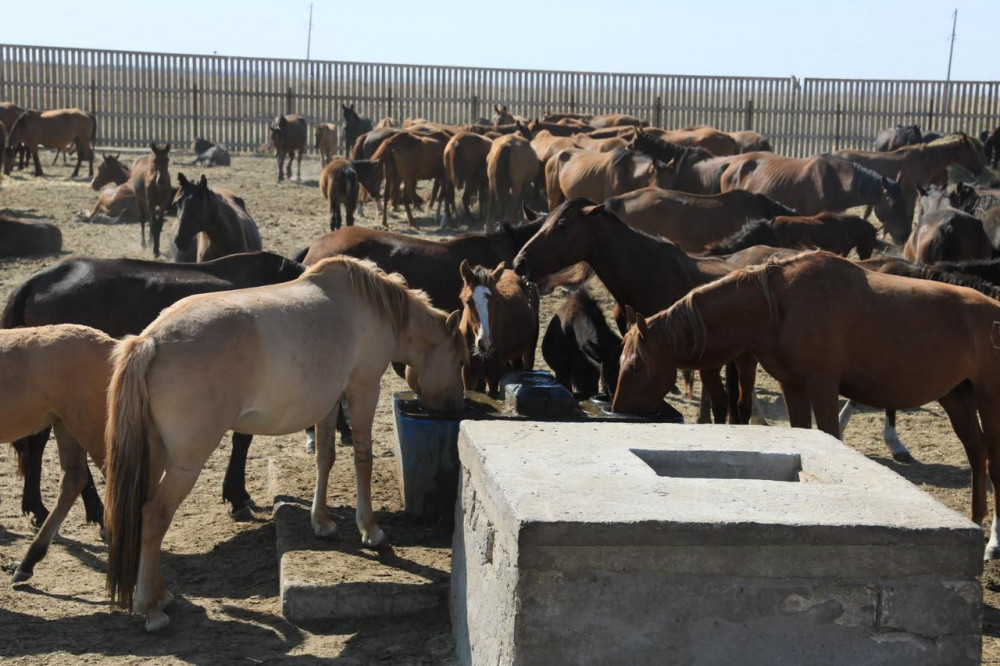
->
left=268, top=458, right=450, bottom=623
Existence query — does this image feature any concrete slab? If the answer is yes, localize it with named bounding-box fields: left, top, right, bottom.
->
left=269, top=459, right=449, bottom=623
left=451, top=422, right=983, bottom=666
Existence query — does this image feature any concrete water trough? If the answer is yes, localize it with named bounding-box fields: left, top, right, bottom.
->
left=451, top=421, right=983, bottom=666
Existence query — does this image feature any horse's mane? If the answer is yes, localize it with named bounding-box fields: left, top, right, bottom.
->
left=933, top=258, right=1000, bottom=288
left=304, top=256, right=441, bottom=335
left=829, top=155, right=899, bottom=201
left=645, top=292, right=707, bottom=361
left=704, top=219, right=776, bottom=256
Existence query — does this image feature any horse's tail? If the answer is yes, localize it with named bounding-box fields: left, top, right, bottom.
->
left=0, top=277, right=30, bottom=329
left=88, top=113, right=98, bottom=155
left=344, top=167, right=358, bottom=217
left=104, top=335, right=157, bottom=610
left=445, top=144, right=464, bottom=190
left=488, top=142, right=511, bottom=213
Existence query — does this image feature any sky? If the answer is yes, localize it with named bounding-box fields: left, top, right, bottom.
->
left=1, top=0, right=996, bottom=82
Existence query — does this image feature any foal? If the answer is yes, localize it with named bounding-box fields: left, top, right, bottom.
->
left=459, top=260, right=540, bottom=395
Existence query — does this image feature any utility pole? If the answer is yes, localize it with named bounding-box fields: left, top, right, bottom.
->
left=946, top=9, right=957, bottom=82
left=306, top=3, right=314, bottom=61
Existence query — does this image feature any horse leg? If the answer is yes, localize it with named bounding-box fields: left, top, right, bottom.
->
left=137, top=198, right=149, bottom=250
left=882, top=409, right=913, bottom=462
left=222, top=432, right=254, bottom=519
left=329, top=196, right=338, bottom=231
left=71, top=144, right=84, bottom=178
left=837, top=399, right=857, bottom=435
left=381, top=172, right=391, bottom=227
left=16, top=429, right=51, bottom=528
left=13, top=423, right=89, bottom=583
left=807, top=377, right=842, bottom=437
left=781, top=383, right=813, bottom=429
left=336, top=399, right=353, bottom=446
left=735, top=353, right=760, bottom=425
left=937, top=386, right=987, bottom=523
left=295, top=149, right=302, bottom=181
left=700, top=368, right=727, bottom=424
left=972, top=392, right=1000, bottom=561
left=31, top=147, right=43, bottom=177
left=276, top=152, right=285, bottom=183
left=346, top=384, right=386, bottom=548
left=310, top=404, right=341, bottom=538
left=681, top=370, right=695, bottom=400
left=863, top=205, right=873, bottom=220
left=404, top=178, right=417, bottom=227
left=80, top=466, right=104, bottom=530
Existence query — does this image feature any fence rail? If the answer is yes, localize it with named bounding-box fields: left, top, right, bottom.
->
left=1, top=44, right=999, bottom=157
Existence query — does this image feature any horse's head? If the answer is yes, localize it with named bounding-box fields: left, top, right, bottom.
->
left=404, top=309, right=467, bottom=414
left=269, top=115, right=287, bottom=143
left=950, top=182, right=979, bottom=213
left=954, top=133, right=986, bottom=176
left=513, top=198, right=599, bottom=284
left=612, top=306, right=675, bottom=415
left=877, top=175, right=912, bottom=245
left=342, top=103, right=359, bottom=126
left=493, top=104, right=514, bottom=126
left=172, top=172, right=211, bottom=255
left=150, top=142, right=171, bottom=169
left=514, top=120, right=531, bottom=140
left=193, top=138, right=214, bottom=155
left=459, top=260, right=505, bottom=356
left=917, top=182, right=952, bottom=217
left=91, top=153, right=124, bottom=191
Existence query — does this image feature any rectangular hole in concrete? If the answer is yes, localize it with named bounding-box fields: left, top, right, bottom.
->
left=631, top=449, right=803, bottom=482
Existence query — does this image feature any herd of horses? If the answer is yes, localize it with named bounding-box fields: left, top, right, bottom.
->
left=3, top=96, right=1000, bottom=633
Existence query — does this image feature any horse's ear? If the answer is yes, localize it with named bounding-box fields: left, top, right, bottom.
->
left=585, top=203, right=606, bottom=217
left=199, top=174, right=208, bottom=189
left=177, top=172, right=189, bottom=187
left=446, top=310, right=461, bottom=332
left=114, top=152, right=121, bottom=160
left=459, top=259, right=475, bottom=284
left=164, top=143, right=171, bottom=153
left=492, top=262, right=506, bottom=280
left=624, top=304, right=636, bottom=327
left=635, top=313, right=649, bottom=337
left=149, top=142, right=157, bottom=152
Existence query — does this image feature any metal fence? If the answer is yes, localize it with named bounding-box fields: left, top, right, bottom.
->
left=2, top=44, right=999, bottom=157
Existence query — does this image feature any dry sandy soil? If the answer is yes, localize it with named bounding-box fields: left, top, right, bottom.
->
left=1, top=152, right=1000, bottom=664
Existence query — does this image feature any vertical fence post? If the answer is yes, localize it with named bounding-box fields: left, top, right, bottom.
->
left=286, top=86, right=294, bottom=115
left=387, top=87, right=393, bottom=121
left=654, top=96, right=662, bottom=128
left=570, top=94, right=576, bottom=115
left=926, top=98, right=935, bottom=132
left=470, top=94, right=479, bottom=121
left=192, top=84, right=200, bottom=142
left=744, top=99, right=754, bottom=131
left=89, top=78, right=97, bottom=113
left=835, top=105, right=842, bottom=151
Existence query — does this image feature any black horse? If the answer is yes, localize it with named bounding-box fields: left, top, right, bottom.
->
left=874, top=124, right=922, bottom=152
left=342, top=103, right=374, bottom=158
left=542, top=287, right=621, bottom=398
left=0, top=252, right=347, bottom=528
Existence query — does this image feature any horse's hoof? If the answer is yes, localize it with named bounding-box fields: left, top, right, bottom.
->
left=892, top=451, right=916, bottom=464
left=312, top=520, right=338, bottom=539
left=145, top=608, right=170, bottom=632
left=11, top=567, right=32, bottom=584
left=229, top=504, right=253, bottom=521
left=985, top=543, right=1000, bottom=563
left=340, top=435, right=353, bottom=448
left=305, top=440, right=316, bottom=455
left=361, top=527, right=387, bottom=549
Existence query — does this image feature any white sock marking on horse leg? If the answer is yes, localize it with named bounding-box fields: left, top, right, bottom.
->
left=473, top=286, right=492, bottom=353
left=837, top=400, right=856, bottom=437
left=987, top=513, right=1000, bottom=561
left=883, top=419, right=909, bottom=458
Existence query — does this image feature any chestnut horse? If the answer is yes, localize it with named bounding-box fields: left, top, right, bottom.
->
left=719, top=153, right=910, bottom=243
left=319, top=157, right=359, bottom=230
left=0, top=325, right=115, bottom=584
left=131, top=143, right=173, bottom=256
left=459, top=260, right=539, bottom=395
left=904, top=185, right=993, bottom=264
left=269, top=114, right=306, bottom=182
left=170, top=173, right=262, bottom=262
left=373, top=130, right=448, bottom=227
left=545, top=148, right=673, bottom=212
left=611, top=250, right=1000, bottom=561
left=443, top=130, right=493, bottom=223
left=644, top=126, right=739, bottom=156
left=704, top=213, right=878, bottom=259
left=630, top=130, right=735, bottom=195
left=81, top=153, right=140, bottom=224
left=104, top=257, right=468, bottom=631
left=487, top=131, right=540, bottom=223
left=604, top=187, right=798, bottom=252
left=2, top=108, right=96, bottom=177
left=512, top=198, right=757, bottom=425
left=315, top=122, right=339, bottom=165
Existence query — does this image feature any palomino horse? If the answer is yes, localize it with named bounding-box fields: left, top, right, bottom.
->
left=132, top=143, right=173, bottom=257
left=297, top=217, right=549, bottom=312
left=458, top=260, right=539, bottom=395
left=542, top=286, right=621, bottom=398
left=319, top=158, right=359, bottom=230
left=315, top=122, right=339, bottom=165
left=342, top=103, right=374, bottom=158
left=611, top=250, right=1000, bottom=561
left=104, top=256, right=468, bottom=630
left=2, top=252, right=310, bottom=526
left=2, top=108, right=96, bottom=177
left=904, top=185, right=993, bottom=264
left=443, top=131, right=493, bottom=223
left=545, top=148, right=673, bottom=211
left=0, top=325, right=115, bottom=583
left=0, top=218, right=62, bottom=257
left=604, top=187, right=798, bottom=253
left=718, top=153, right=910, bottom=243
left=170, top=173, right=262, bottom=262
left=372, top=130, right=448, bottom=227
left=487, top=131, right=540, bottom=223
left=511, top=198, right=757, bottom=425
left=269, top=114, right=306, bottom=182
left=704, top=213, right=878, bottom=259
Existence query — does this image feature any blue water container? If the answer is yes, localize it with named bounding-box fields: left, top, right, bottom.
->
left=501, top=370, right=579, bottom=417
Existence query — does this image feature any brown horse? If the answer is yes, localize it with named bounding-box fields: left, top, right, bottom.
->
left=542, top=286, right=622, bottom=398
left=588, top=114, right=647, bottom=129
left=903, top=185, right=993, bottom=264
left=103, top=257, right=468, bottom=630
left=443, top=131, right=493, bottom=223
left=604, top=187, right=798, bottom=252
left=3, top=108, right=96, bottom=177
left=487, top=131, right=540, bottom=223
left=530, top=129, right=579, bottom=165
left=129, top=144, right=173, bottom=256
left=705, top=213, right=878, bottom=259
left=170, top=173, right=262, bottom=262
left=315, top=122, right=339, bottom=166
left=0, top=325, right=115, bottom=583
left=78, top=153, right=140, bottom=224
left=718, top=152, right=910, bottom=243
left=728, top=130, right=772, bottom=153
left=545, top=148, right=673, bottom=211
left=493, top=104, right=516, bottom=126
left=630, top=130, right=735, bottom=195
left=644, top=126, right=739, bottom=156
left=459, top=260, right=539, bottom=395
left=611, top=251, right=1000, bottom=561
left=0, top=217, right=62, bottom=256
left=269, top=114, right=306, bottom=182
left=511, top=198, right=757, bottom=425
left=373, top=130, right=448, bottom=227
left=319, top=158, right=359, bottom=230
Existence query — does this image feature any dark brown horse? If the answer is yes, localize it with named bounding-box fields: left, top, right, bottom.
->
left=170, top=173, right=262, bottom=262
left=630, top=130, right=735, bottom=195
left=458, top=260, right=539, bottom=395
left=604, top=187, right=798, bottom=252
left=511, top=198, right=757, bottom=424
left=874, top=124, right=922, bottom=152
left=269, top=114, right=306, bottom=182
left=130, top=143, right=173, bottom=256
left=611, top=251, right=1000, bottom=560
left=342, top=103, right=374, bottom=158
left=719, top=152, right=910, bottom=243
left=542, top=286, right=621, bottom=398
left=904, top=185, right=993, bottom=264
left=319, top=157, right=359, bottom=230
left=492, top=104, right=516, bottom=126
left=0, top=217, right=61, bottom=257
left=704, top=213, right=878, bottom=259
left=2, top=108, right=96, bottom=177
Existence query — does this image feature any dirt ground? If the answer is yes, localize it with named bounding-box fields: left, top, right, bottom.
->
left=1, top=151, right=1000, bottom=664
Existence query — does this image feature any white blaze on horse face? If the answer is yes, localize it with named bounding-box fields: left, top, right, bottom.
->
left=473, top=286, right=492, bottom=352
